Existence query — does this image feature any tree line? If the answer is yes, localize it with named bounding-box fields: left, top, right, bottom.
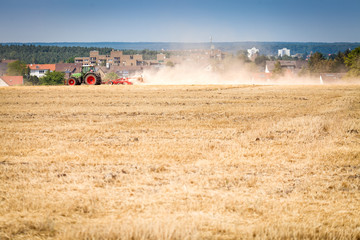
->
left=0, top=45, right=165, bottom=85
left=238, top=47, right=360, bottom=77
left=3, top=45, right=360, bottom=85
left=0, top=44, right=161, bottom=64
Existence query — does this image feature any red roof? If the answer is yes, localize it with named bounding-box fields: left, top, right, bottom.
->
left=0, top=76, right=23, bottom=86
left=1, top=60, right=17, bottom=64
left=28, top=64, right=56, bottom=71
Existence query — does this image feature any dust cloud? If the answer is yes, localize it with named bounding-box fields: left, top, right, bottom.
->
left=139, top=60, right=345, bottom=85
left=141, top=60, right=253, bottom=85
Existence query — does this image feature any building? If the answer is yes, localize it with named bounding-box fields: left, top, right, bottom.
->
left=319, top=73, right=346, bottom=84
left=98, top=65, right=151, bottom=79
left=155, top=53, right=184, bottom=65
left=157, top=53, right=167, bottom=63
left=155, top=49, right=224, bottom=66
left=75, top=50, right=143, bottom=67
left=0, top=76, right=23, bottom=86
left=265, top=60, right=306, bottom=74
left=1, top=60, right=17, bottom=64
left=28, top=64, right=56, bottom=78
left=55, top=63, right=82, bottom=78
left=278, top=48, right=291, bottom=57
left=247, top=47, right=259, bottom=61
left=75, top=48, right=226, bottom=68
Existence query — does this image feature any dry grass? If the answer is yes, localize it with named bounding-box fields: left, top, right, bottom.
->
left=0, top=84, right=359, bottom=239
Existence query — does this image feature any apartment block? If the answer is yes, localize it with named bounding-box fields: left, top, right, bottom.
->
left=278, top=48, right=291, bottom=57
left=75, top=50, right=143, bottom=67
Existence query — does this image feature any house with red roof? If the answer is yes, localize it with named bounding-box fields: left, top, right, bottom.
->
left=28, top=64, right=56, bottom=78
left=1, top=59, right=17, bottom=64
left=0, top=76, right=23, bottom=86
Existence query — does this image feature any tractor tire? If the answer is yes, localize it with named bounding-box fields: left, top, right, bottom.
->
left=96, top=76, right=102, bottom=85
left=67, top=77, right=79, bottom=86
left=84, top=73, right=101, bottom=85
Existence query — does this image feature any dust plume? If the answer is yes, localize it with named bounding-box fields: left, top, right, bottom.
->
left=140, top=61, right=360, bottom=85
left=134, top=48, right=360, bottom=86
left=141, top=60, right=254, bottom=85
left=140, top=60, right=321, bottom=85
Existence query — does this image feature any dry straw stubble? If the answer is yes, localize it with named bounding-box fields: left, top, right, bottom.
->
left=0, top=84, right=359, bottom=239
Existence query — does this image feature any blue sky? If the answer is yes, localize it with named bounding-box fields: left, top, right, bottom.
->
left=1, top=0, right=359, bottom=42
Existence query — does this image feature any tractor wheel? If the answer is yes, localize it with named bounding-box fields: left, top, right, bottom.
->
left=67, top=77, right=78, bottom=86
left=96, top=76, right=102, bottom=85
left=84, top=74, right=97, bottom=85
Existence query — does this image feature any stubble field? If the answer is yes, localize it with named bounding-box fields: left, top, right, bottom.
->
left=0, top=84, right=359, bottom=239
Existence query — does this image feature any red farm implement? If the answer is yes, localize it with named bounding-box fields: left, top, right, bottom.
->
left=105, top=78, right=133, bottom=85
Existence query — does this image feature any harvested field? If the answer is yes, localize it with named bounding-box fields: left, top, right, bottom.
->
left=0, top=84, right=359, bottom=239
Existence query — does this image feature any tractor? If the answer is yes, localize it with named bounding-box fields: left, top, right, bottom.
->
left=66, top=65, right=102, bottom=85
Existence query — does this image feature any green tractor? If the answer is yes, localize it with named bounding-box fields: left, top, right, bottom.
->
left=66, top=65, right=102, bottom=85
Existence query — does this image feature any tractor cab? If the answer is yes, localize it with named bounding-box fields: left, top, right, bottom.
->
left=82, top=65, right=96, bottom=74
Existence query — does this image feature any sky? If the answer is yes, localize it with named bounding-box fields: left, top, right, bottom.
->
left=1, top=0, right=360, bottom=43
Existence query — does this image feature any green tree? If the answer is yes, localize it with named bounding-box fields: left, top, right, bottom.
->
left=7, top=60, right=28, bottom=76
left=39, top=71, right=65, bottom=85
left=308, top=52, right=326, bottom=73
left=140, top=49, right=158, bottom=60
left=279, top=55, right=293, bottom=60
left=66, top=57, right=75, bottom=63
left=344, top=46, right=360, bottom=78
left=104, top=72, right=119, bottom=81
left=272, top=61, right=283, bottom=78
left=329, top=51, right=347, bottom=72
left=237, top=50, right=250, bottom=63
left=24, top=75, right=40, bottom=85
left=254, top=55, right=269, bottom=68
left=298, top=66, right=310, bottom=77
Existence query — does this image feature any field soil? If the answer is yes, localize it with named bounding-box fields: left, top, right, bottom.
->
left=0, top=85, right=359, bottom=239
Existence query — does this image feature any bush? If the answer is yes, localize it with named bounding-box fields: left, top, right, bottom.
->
left=25, top=75, right=40, bottom=85
left=344, top=46, right=360, bottom=78
left=39, top=71, right=65, bottom=85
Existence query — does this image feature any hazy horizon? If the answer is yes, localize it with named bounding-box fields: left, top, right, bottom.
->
left=2, top=42, right=358, bottom=56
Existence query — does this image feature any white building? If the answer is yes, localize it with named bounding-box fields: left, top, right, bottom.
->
left=247, top=47, right=259, bottom=59
left=278, top=48, right=291, bottom=57
left=28, top=64, right=56, bottom=78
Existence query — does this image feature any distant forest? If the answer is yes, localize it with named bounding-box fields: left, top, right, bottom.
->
left=0, top=44, right=160, bottom=64
left=1, top=42, right=359, bottom=64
